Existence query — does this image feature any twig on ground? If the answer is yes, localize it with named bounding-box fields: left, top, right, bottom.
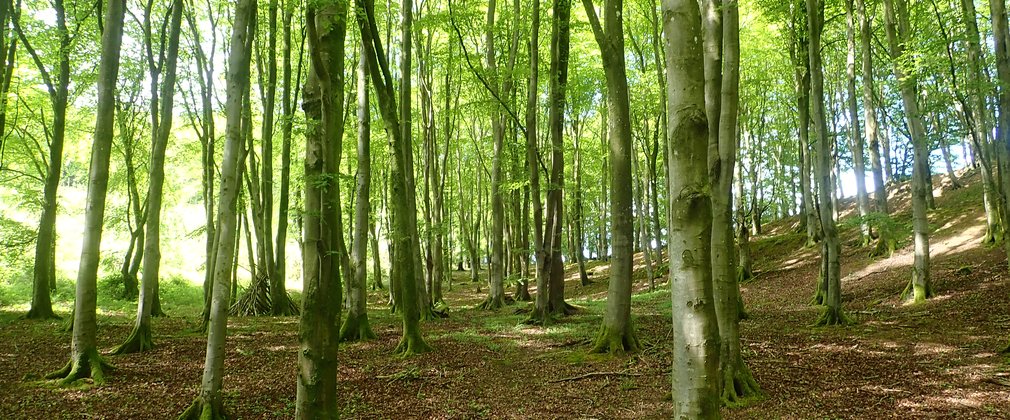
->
left=548, top=371, right=642, bottom=383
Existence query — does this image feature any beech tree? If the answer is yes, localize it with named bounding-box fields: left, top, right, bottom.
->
left=663, top=0, right=721, bottom=414
left=46, top=0, right=126, bottom=385
left=180, top=0, right=256, bottom=416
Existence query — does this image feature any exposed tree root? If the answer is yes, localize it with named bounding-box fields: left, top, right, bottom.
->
left=112, top=322, right=154, bottom=355
left=475, top=294, right=508, bottom=311
left=981, top=225, right=1003, bottom=246
left=62, top=311, right=75, bottom=332
left=178, top=397, right=227, bottom=420
left=550, top=300, right=580, bottom=316
left=21, top=307, right=60, bottom=321
left=393, top=333, right=433, bottom=357
left=811, top=305, right=854, bottom=327
left=720, top=358, right=761, bottom=408
left=589, top=324, right=641, bottom=355
left=522, top=307, right=555, bottom=326
left=339, top=313, right=377, bottom=342
left=45, top=348, right=114, bottom=386
left=737, top=266, right=755, bottom=283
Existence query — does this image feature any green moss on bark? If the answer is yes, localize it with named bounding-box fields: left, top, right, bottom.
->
left=393, top=332, right=433, bottom=357
left=178, top=397, right=227, bottom=420
left=339, top=312, right=376, bottom=342
left=900, top=278, right=934, bottom=304
left=589, top=324, right=641, bottom=355
left=720, top=358, right=761, bottom=408
left=45, top=348, right=114, bottom=386
left=112, top=322, right=154, bottom=355
left=812, top=305, right=854, bottom=327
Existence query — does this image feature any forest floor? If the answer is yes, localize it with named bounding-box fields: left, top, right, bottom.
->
left=2, top=170, right=1010, bottom=419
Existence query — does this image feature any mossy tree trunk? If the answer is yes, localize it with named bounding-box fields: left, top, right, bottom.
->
left=883, top=0, right=933, bottom=304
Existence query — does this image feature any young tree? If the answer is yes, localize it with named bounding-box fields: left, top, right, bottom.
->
left=113, top=0, right=185, bottom=355
left=45, top=0, right=126, bottom=385
left=855, top=0, right=887, bottom=214
left=582, top=0, right=639, bottom=354
left=844, top=0, right=871, bottom=244
left=663, top=0, right=721, bottom=414
left=179, top=0, right=256, bottom=417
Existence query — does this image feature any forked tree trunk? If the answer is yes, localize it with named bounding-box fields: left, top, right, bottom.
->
left=356, top=0, right=432, bottom=355
left=663, top=0, right=721, bottom=415
left=45, top=0, right=125, bottom=386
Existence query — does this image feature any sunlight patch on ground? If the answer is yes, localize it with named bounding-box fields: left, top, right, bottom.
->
left=913, top=342, right=956, bottom=355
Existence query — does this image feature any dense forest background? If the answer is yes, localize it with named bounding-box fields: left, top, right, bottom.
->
left=2, top=0, right=1010, bottom=417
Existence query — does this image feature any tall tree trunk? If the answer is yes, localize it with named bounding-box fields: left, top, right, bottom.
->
left=272, top=0, right=301, bottom=315
left=114, top=0, right=184, bottom=355
left=710, top=0, right=759, bottom=405
left=989, top=0, right=1010, bottom=278
left=845, top=0, right=871, bottom=244
left=19, top=0, right=72, bottom=321
left=789, top=6, right=819, bottom=246
left=582, top=0, right=639, bottom=354
left=663, top=0, right=721, bottom=414
left=356, top=0, right=432, bottom=355
left=883, top=0, right=933, bottom=303
left=45, top=0, right=125, bottom=385
left=545, top=0, right=573, bottom=317
left=809, top=0, right=849, bottom=325
left=480, top=0, right=508, bottom=310
left=340, top=40, right=377, bottom=343
left=855, top=0, right=888, bottom=214
left=180, top=1, right=254, bottom=417
left=523, top=0, right=550, bottom=323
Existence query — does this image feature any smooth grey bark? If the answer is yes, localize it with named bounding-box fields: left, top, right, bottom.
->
left=855, top=0, right=888, bottom=214
left=788, top=5, right=819, bottom=246
left=883, top=0, right=932, bottom=303
left=808, top=0, right=848, bottom=325
left=480, top=0, right=508, bottom=311
left=340, top=40, right=376, bottom=343
left=179, top=1, right=255, bottom=418
left=663, top=0, right=721, bottom=415
left=845, top=0, right=871, bottom=244
left=45, top=0, right=125, bottom=386
left=988, top=0, right=1010, bottom=279
left=114, top=0, right=184, bottom=355
left=582, top=0, right=639, bottom=354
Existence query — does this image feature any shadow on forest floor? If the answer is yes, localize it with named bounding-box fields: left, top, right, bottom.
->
left=1, top=170, right=1009, bottom=419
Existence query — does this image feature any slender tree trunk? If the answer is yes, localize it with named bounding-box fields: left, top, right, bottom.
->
left=988, top=0, right=1010, bottom=278
left=883, top=0, right=933, bottom=303
left=855, top=0, right=888, bottom=214
left=545, top=0, right=573, bottom=317
left=789, top=7, right=818, bottom=246
left=114, top=0, right=184, bottom=355
left=709, top=0, right=759, bottom=405
left=356, top=0, right=432, bottom=355
left=340, top=40, right=376, bottom=343
left=845, top=0, right=871, bottom=244
left=180, top=1, right=254, bottom=417
left=582, top=0, right=639, bottom=354
left=808, top=0, right=849, bottom=325
left=45, top=0, right=125, bottom=385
